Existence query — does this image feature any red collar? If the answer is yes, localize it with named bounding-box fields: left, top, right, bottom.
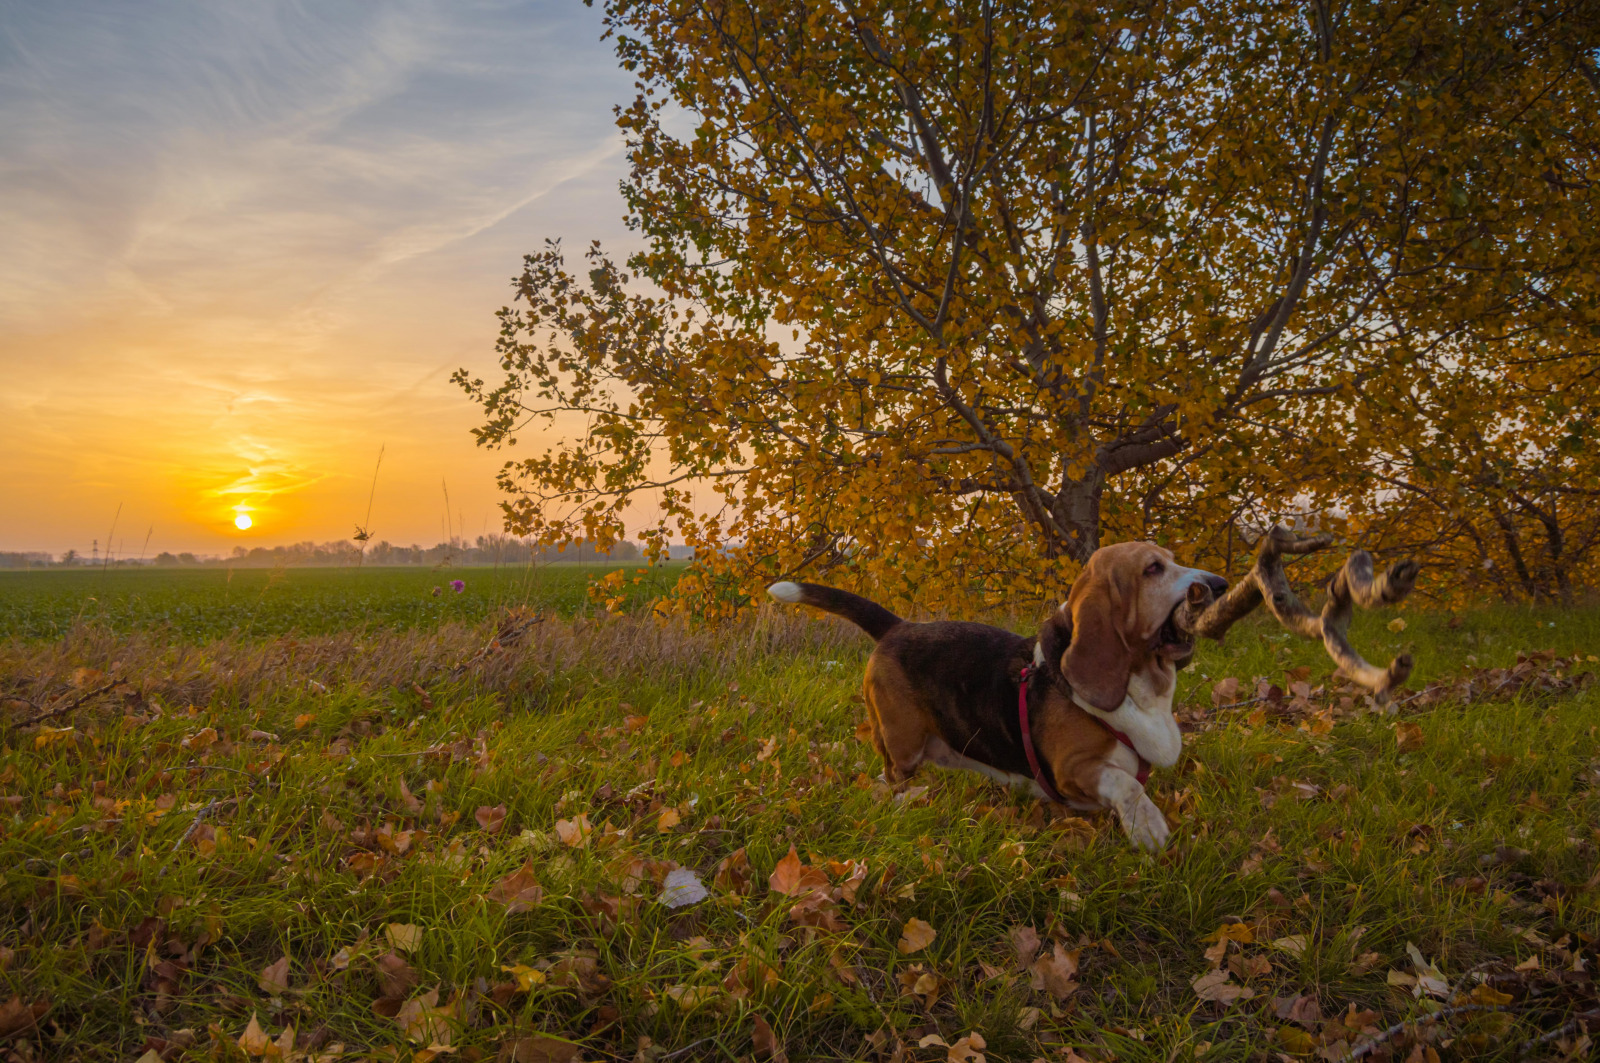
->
left=1019, top=666, right=1150, bottom=795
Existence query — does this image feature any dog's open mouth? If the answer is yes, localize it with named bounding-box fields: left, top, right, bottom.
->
left=1153, top=606, right=1196, bottom=659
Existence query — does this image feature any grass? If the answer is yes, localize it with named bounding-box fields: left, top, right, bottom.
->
left=0, top=564, right=676, bottom=641
left=1, top=570, right=1598, bottom=1062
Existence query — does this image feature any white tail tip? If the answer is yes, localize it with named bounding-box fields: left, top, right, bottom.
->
left=767, top=581, right=803, bottom=604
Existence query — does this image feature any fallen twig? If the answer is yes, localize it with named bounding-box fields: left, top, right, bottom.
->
left=16, top=678, right=128, bottom=727
left=171, top=797, right=222, bottom=854
left=1350, top=1004, right=1515, bottom=1059
left=1518, top=1008, right=1600, bottom=1055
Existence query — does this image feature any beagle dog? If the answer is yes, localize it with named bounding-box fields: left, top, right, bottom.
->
left=769, top=542, right=1227, bottom=850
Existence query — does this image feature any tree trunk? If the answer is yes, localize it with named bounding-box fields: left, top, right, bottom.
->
left=1051, top=475, right=1104, bottom=564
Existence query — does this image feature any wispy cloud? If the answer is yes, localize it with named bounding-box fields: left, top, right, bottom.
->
left=0, top=0, right=643, bottom=552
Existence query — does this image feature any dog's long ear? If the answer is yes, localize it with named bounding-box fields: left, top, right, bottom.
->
left=1062, top=557, right=1135, bottom=712
left=1035, top=605, right=1072, bottom=680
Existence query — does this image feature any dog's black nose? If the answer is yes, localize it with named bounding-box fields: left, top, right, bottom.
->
left=1205, top=573, right=1229, bottom=596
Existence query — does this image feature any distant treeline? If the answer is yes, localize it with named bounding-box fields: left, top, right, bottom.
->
left=0, top=536, right=681, bottom=570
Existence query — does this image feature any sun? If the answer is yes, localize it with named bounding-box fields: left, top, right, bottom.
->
left=234, top=512, right=253, bottom=531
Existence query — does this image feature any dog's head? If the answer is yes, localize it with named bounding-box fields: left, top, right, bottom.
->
left=1037, top=541, right=1228, bottom=712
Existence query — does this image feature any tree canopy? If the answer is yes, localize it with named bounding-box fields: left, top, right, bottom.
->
left=458, top=0, right=1600, bottom=615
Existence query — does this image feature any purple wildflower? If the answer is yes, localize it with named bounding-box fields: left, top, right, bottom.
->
left=450, top=579, right=465, bottom=593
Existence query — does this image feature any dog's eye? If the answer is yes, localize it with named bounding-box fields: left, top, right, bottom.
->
left=1144, top=561, right=1163, bottom=576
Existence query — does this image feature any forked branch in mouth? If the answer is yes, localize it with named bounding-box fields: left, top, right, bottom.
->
left=1173, top=525, right=1420, bottom=705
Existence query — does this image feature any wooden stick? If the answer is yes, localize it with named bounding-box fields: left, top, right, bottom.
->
left=1174, top=525, right=1419, bottom=705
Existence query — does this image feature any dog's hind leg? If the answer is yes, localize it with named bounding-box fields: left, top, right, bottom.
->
left=863, top=657, right=932, bottom=783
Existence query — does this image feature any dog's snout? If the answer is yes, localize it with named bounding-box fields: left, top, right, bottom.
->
left=1205, top=573, right=1229, bottom=596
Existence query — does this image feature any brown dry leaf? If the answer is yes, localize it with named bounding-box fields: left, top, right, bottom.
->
left=395, top=988, right=453, bottom=1045
left=487, top=862, right=544, bottom=914
left=183, top=727, right=218, bottom=752
left=71, top=666, right=104, bottom=688
left=854, top=719, right=874, bottom=743
left=1470, top=984, right=1515, bottom=1006
left=1395, top=721, right=1426, bottom=754
left=376, top=952, right=418, bottom=998
left=768, top=844, right=827, bottom=896
left=896, top=968, right=943, bottom=1008
left=377, top=826, right=413, bottom=855
left=1203, top=922, right=1255, bottom=945
left=1271, top=934, right=1310, bottom=958
left=258, top=955, right=291, bottom=995
left=475, top=805, right=508, bottom=834
left=1028, top=944, right=1080, bottom=1001
left=723, top=957, right=780, bottom=1000
left=1192, top=968, right=1254, bottom=1004
left=714, top=847, right=752, bottom=894
left=554, top=813, right=592, bottom=849
left=385, top=923, right=423, bottom=953
left=897, top=917, right=937, bottom=955
left=500, top=1035, right=580, bottom=1063
left=237, top=1013, right=272, bottom=1056
left=946, top=1033, right=986, bottom=1063
left=657, top=807, right=682, bottom=832
left=1212, top=677, right=1241, bottom=706
left=1009, top=925, right=1042, bottom=969
left=1274, top=994, right=1322, bottom=1026
left=751, top=1013, right=787, bottom=1063
left=0, top=996, right=49, bottom=1037
left=293, top=713, right=315, bottom=730
left=664, top=984, right=719, bottom=1010
left=1276, top=1026, right=1317, bottom=1055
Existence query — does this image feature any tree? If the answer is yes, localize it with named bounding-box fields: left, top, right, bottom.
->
left=1347, top=342, right=1600, bottom=605
left=459, top=0, right=1600, bottom=614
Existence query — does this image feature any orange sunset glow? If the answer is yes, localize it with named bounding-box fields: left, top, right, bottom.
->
left=0, top=2, right=642, bottom=558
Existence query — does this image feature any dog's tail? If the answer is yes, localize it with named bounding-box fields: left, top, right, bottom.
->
left=766, top=581, right=903, bottom=641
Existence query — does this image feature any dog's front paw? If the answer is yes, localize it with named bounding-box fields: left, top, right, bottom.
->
left=1121, top=794, right=1170, bottom=852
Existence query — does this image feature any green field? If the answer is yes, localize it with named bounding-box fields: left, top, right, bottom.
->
left=0, top=564, right=675, bottom=641
left=1, top=568, right=1598, bottom=1061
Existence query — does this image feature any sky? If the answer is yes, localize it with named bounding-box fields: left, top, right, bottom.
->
left=0, top=0, right=642, bottom=557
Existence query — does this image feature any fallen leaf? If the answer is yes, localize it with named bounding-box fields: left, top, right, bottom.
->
left=898, top=917, right=937, bottom=955
left=1395, top=721, right=1425, bottom=754
left=237, top=1013, right=271, bottom=1056
left=475, top=805, right=508, bottom=834
left=1192, top=968, right=1255, bottom=1004
left=1203, top=922, right=1255, bottom=945
left=664, top=984, right=719, bottom=1009
left=1515, top=955, right=1541, bottom=972
left=1029, top=945, right=1080, bottom=1000
left=376, top=951, right=418, bottom=998
left=554, top=814, right=592, bottom=849
left=714, top=848, right=752, bottom=895
left=657, top=807, right=682, bottom=831
left=294, top=713, right=315, bottom=730
left=258, top=955, right=291, bottom=995
left=487, top=862, right=544, bottom=914
left=1272, top=934, right=1310, bottom=958
left=1009, top=925, right=1042, bottom=969
left=1212, top=677, right=1241, bottom=706
left=499, top=1035, right=579, bottom=1063
left=1387, top=617, right=1407, bottom=633
left=946, top=1032, right=986, bottom=1063
left=386, top=923, right=423, bottom=953
left=768, top=844, right=827, bottom=896
left=0, top=996, right=49, bottom=1038
left=1470, top=984, right=1515, bottom=1006
left=183, top=727, right=218, bottom=752
left=659, top=868, right=709, bottom=909
left=1405, top=942, right=1450, bottom=999
left=1276, top=1025, right=1317, bottom=1055
left=395, top=989, right=452, bottom=1045
left=751, top=1013, right=787, bottom=1063
left=500, top=964, right=547, bottom=992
